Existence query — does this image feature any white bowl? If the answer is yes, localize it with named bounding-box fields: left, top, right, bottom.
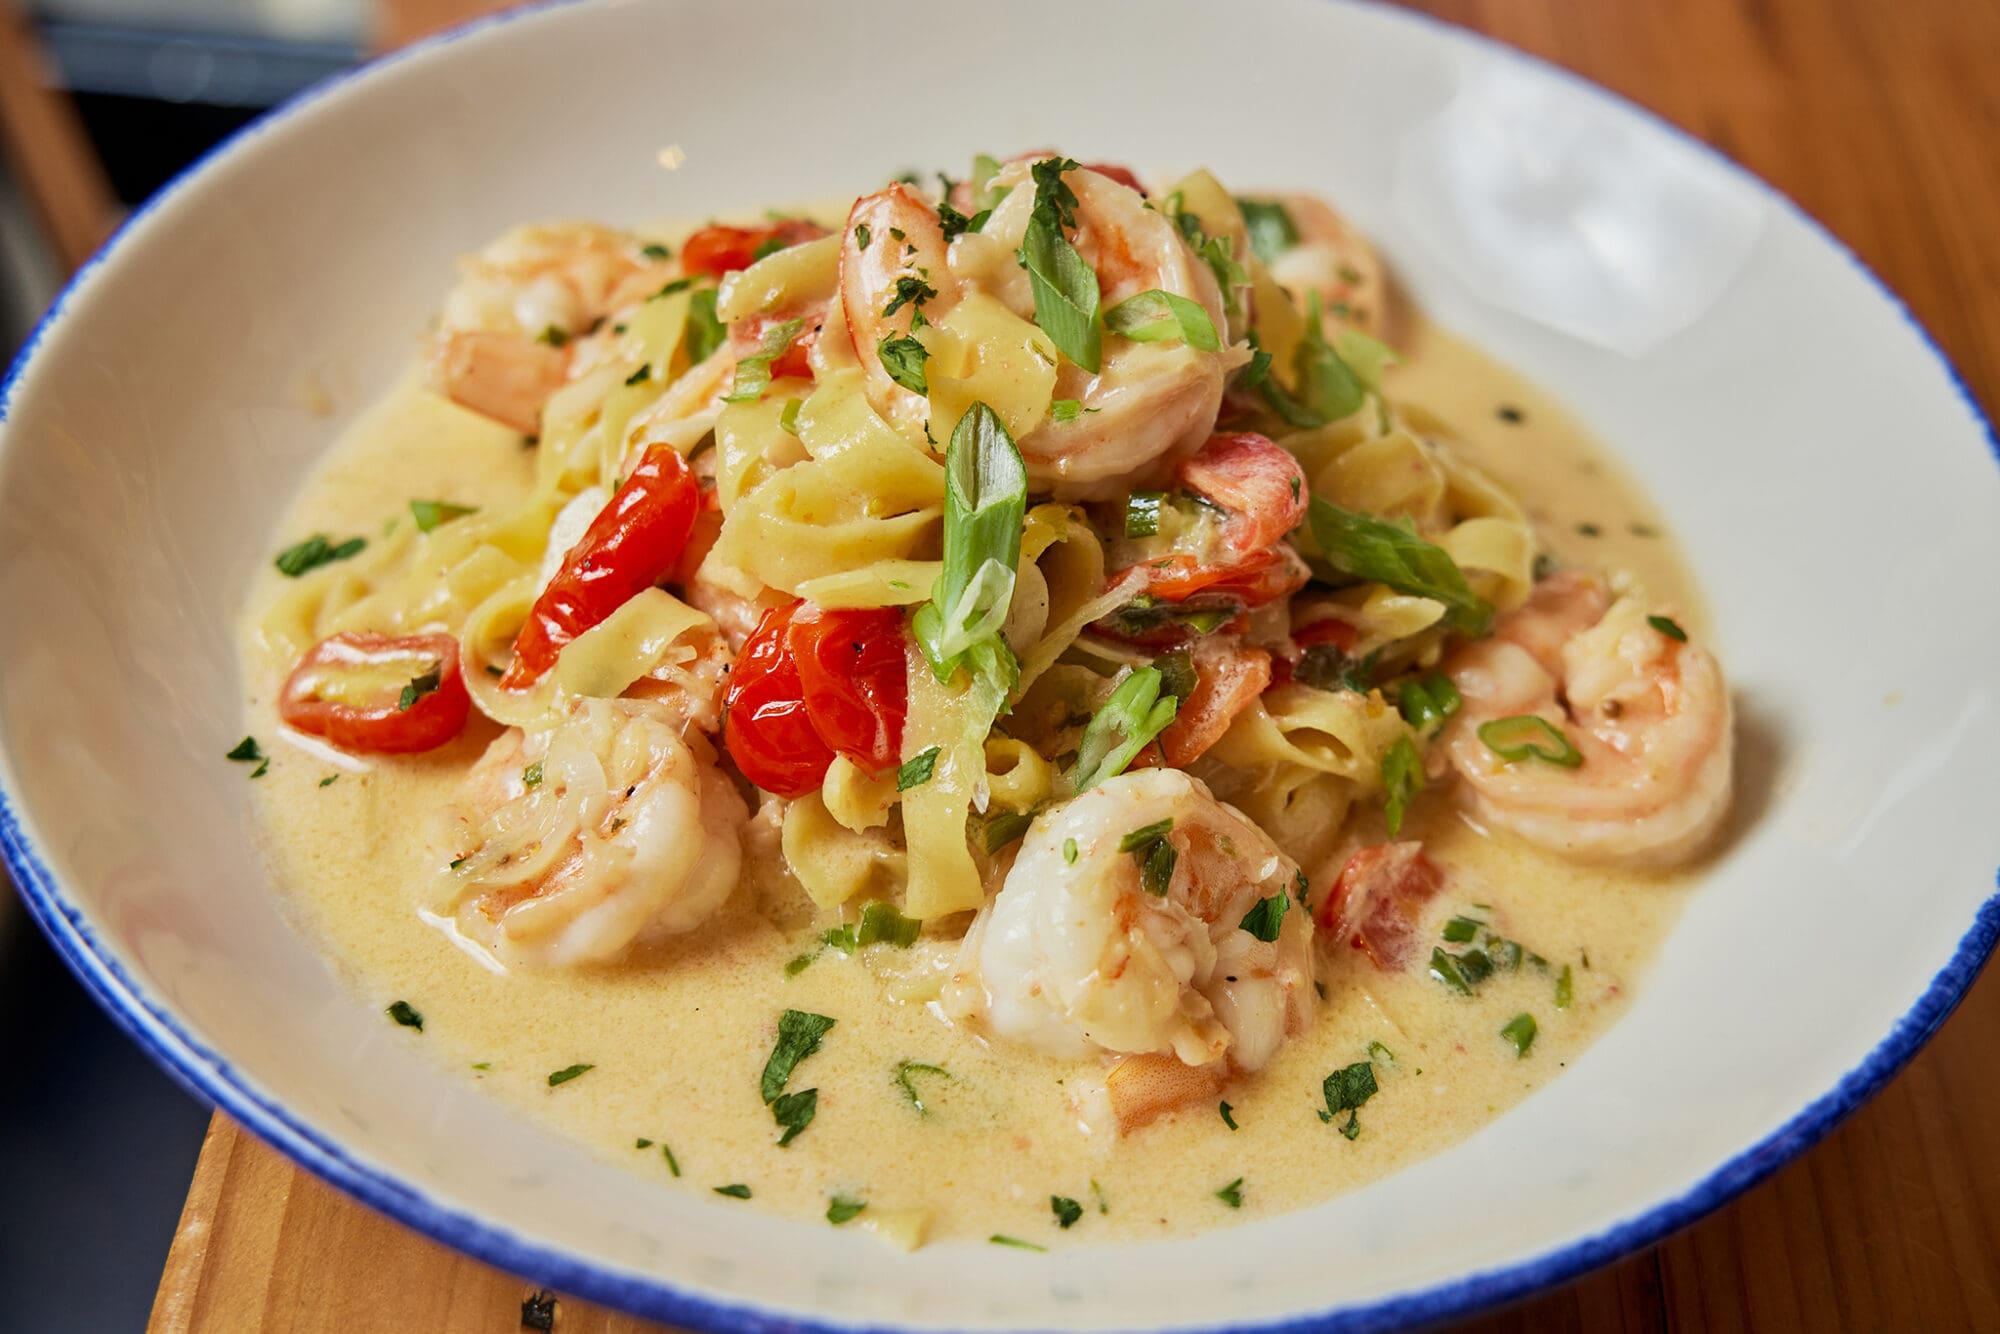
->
left=3, top=1, right=1996, bottom=1329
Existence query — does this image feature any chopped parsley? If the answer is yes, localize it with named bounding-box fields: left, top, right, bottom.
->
left=534, top=324, right=569, bottom=347
left=623, top=363, right=652, bottom=386
left=771, top=1088, right=819, bottom=1147
left=713, top=1184, right=752, bottom=1199
left=274, top=533, right=365, bottom=578
left=397, top=667, right=442, bottom=712
left=1238, top=889, right=1289, bottom=943
left=634, top=1137, right=653, bottom=1149
left=664, top=1144, right=681, bottom=1176
left=882, top=274, right=939, bottom=321
left=1237, top=197, right=1299, bottom=264
left=640, top=242, right=671, bottom=261
left=1016, top=157, right=1101, bottom=371
left=1048, top=398, right=1091, bottom=422
left=1219, top=1101, right=1238, bottom=1130
left=546, top=1063, right=593, bottom=1087
left=385, top=1000, right=423, bottom=1031
left=1648, top=614, right=1688, bottom=642
left=317, top=774, right=337, bottom=787
left=225, top=736, right=262, bottom=764
left=521, top=761, right=544, bottom=789
left=1051, top=1195, right=1083, bottom=1229
left=684, top=288, right=726, bottom=363
left=1319, top=1060, right=1379, bottom=1139
left=877, top=333, right=929, bottom=394
left=1214, top=1178, right=1244, bottom=1209
left=898, top=746, right=941, bottom=791
left=827, top=1194, right=867, bottom=1225
left=854, top=222, right=871, bottom=250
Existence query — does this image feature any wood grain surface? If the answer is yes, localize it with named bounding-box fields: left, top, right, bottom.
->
left=134, top=0, right=2000, bottom=1329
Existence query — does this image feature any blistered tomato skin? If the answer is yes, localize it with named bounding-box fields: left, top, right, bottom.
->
left=723, top=602, right=910, bottom=795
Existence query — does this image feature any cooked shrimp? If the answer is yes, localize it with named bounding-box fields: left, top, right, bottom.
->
left=840, top=160, right=1241, bottom=497
left=1252, top=193, right=1388, bottom=338
left=439, top=696, right=746, bottom=966
left=1442, top=571, right=1732, bottom=866
left=429, top=223, right=675, bottom=433
left=942, top=768, right=1313, bottom=1074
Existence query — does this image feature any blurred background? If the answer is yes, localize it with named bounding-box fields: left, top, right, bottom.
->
left=0, top=2, right=487, bottom=1327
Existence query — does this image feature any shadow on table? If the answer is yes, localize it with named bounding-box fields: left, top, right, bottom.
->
left=0, top=886, right=212, bottom=1333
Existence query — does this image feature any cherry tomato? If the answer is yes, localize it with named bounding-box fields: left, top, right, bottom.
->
left=500, top=443, right=699, bottom=689
left=788, top=605, right=908, bottom=774
left=1177, top=432, right=1308, bottom=553
left=1142, top=545, right=1310, bottom=608
left=680, top=219, right=829, bottom=279
left=1155, top=639, right=1272, bottom=767
left=280, top=632, right=471, bottom=754
left=723, top=602, right=911, bottom=795
left=1084, top=162, right=1147, bottom=195
left=723, top=603, right=836, bottom=798
left=1318, top=842, right=1444, bottom=971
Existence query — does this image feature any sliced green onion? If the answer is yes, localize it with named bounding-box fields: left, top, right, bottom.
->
left=1118, top=818, right=1174, bottom=853
left=1430, top=946, right=1472, bottom=995
left=894, top=1060, right=951, bottom=1115
left=985, top=810, right=1034, bottom=854
left=1062, top=837, right=1078, bottom=865
left=778, top=397, right=803, bottom=436
left=1398, top=672, right=1462, bottom=731
left=853, top=222, right=871, bottom=250
left=1487, top=937, right=1524, bottom=971
left=1500, top=1012, right=1538, bottom=1057
left=1153, top=647, right=1197, bottom=702
left=856, top=901, right=921, bottom=948
left=1441, top=916, right=1481, bottom=944
left=1072, top=667, right=1178, bottom=792
left=1124, top=490, right=1166, bottom=538
left=713, top=1183, right=752, bottom=1199
left=827, top=1195, right=866, bottom=1224
left=1307, top=499, right=1492, bottom=636
left=1103, top=289, right=1220, bottom=351
left=1140, top=838, right=1178, bottom=896
left=1049, top=398, right=1085, bottom=422
left=1381, top=734, right=1422, bottom=837
left=547, top=1063, right=593, bottom=1086
left=1214, top=1178, right=1244, bottom=1209
left=1477, top=715, right=1583, bottom=767
left=990, top=1234, right=1047, bottom=1251
left=723, top=317, right=805, bottom=403
left=912, top=403, right=1027, bottom=682
left=1556, top=964, right=1574, bottom=1010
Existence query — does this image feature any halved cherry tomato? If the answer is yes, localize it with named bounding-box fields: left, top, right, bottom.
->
left=500, top=443, right=700, bottom=689
left=1317, top=842, right=1444, bottom=971
left=1177, top=432, right=1308, bottom=552
left=1142, top=545, right=1310, bottom=607
left=280, top=632, right=470, bottom=754
left=1084, top=161, right=1147, bottom=195
left=680, top=219, right=830, bottom=279
left=1145, top=638, right=1272, bottom=768
left=723, top=601, right=911, bottom=796
left=722, top=603, right=835, bottom=798
left=788, top=605, right=907, bottom=774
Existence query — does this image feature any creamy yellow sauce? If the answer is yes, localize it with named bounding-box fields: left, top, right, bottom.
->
left=238, top=320, right=1700, bottom=1248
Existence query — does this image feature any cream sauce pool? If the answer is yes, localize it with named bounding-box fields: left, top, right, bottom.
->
left=237, top=319, right=1704, bottom=1248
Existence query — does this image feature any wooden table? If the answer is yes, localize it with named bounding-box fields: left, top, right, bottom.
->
left=99, top=0, right=2000, bottom=1328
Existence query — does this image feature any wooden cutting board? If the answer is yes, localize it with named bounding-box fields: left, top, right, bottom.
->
left=140, top=0, right=2000, bottom=1328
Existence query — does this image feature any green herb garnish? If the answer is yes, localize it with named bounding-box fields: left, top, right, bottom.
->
left=1119, top=818, right=1174, bottom=853
left=274, top=533, right=365, bottom=578
left=1556, top=964, right=1574, bottom=1010
left=1124, top=489, right=1166, bottom=538
left=1501, top=1012, right=1538, bottom=1057
left=990, top=1234, right=1046, bottom=1251
left=911, top=403, right=1027, bottom=690
left=521, top=760, right=543, bottom=788
left=684, top=288, right=726, bottom=363
left=984, top=809, right=1034, bottom=854
left=1319, top=1060, right=1379, bottom=1140
left=1017, top=158, right=1101, bottom=372
left=1049, top=398, right=1086, bottom=422
left=1073, top=668, right=1178, bottom=792
left=664, top=1144, right=681, bottom=1176
left=827, top=1195, right=866, bottom=1225
left=398, top=668, right=442, bottom=713
left=1062, top=837, right=1078, bottom=865
left=1103, top=289, right=1220, bottom=351
left=1219, top=1101, right=1238, bottom=1130
left=723, top=317, right=805, bottom=403
left=894, top=1060, right=951, bottom=1115
left=1215, top=1178, right=1244, bottom=1209
left=771, top=1087, right=818, bottom=1147
left=897, top=746, right=941, bottom=791
left=854, top=223, right=871, bottom=250
left=1237, top=197, right=1299, bottom=264
left=1307, top=498, right=1492, bottom=636
left=1648, top=614, right=1688, bottom=642
left=1238, top=890, right=1289, bottom=942
left=1477, top=715, right=1583, bottom=767
left=411, top=499, right=478, bottom=533
left=1397, top=673, right=1462, bottom=731
left=878, top=333, right=929, bottom=394
left=1051, top=1195, right=1083, bottom=1229
left=226, top=736, right=262, bottom=764
left=1442, top=916, right=1480, bottom=944
left=386, top=1000, right=423, bottom=1031
left=546, top=1063, right=593, bottom=1087
left=1381, top=734, right=1422, bottom=837
left=761, top=1009, right=836, bottom=1103
left=713, top=1184, right=752, bottom=1199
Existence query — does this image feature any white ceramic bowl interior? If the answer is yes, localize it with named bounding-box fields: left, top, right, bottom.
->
left=2, top=2, right=1997, bottom=1330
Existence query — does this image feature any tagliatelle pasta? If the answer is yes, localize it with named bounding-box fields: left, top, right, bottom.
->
left=237, top=152, right=1734, bottom=1247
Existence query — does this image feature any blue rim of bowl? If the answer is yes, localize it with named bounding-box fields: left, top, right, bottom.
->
left=1, top=1, right=1996, bottom=1329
